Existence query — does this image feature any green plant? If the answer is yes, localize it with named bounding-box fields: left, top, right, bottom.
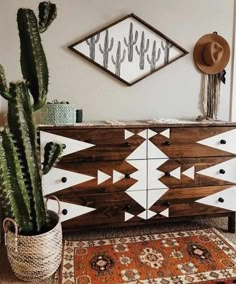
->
left=0, top=2, right=63, bottom=235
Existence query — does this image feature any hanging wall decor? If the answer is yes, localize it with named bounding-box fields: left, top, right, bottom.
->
left=68, top=14, right=188, bottom=86
left=193, top=32, right=230, bottom=120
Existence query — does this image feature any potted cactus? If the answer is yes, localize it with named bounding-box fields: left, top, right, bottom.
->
left=0, top=1, right=63, bottom=281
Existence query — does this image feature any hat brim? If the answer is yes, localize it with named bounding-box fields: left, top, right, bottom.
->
left=193, top=34, right=230, bottom=74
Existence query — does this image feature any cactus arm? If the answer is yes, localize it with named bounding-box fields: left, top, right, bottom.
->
left=0, top=130, right=33, bottom=234
left=0, top=64, right=14, bottom=101
left=7, top=82, right=47, bottom=233
left=38, top=1, right=57, bottom=33
left=17, top=8, right=48, bottom=111
left=42, top=142, right=63, bottom=175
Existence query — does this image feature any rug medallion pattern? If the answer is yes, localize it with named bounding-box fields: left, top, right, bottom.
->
left=58, top=228, right=236, bottom=284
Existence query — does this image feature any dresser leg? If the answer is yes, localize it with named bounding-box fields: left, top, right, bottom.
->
left=228, top=212, right=236, bottom=233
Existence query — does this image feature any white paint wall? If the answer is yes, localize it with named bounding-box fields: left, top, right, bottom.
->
left=0, top=0, right=234, bottom=123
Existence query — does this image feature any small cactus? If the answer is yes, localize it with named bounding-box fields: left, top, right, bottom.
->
left=135, top=31, right=149, bottom=70
left=124, top=22, right=138, bottom=62
left=0, top=2, right=62, bottom=235
left=147, top=41, right=161, bottom=72
left=86, top=33, right=100, bottom=60
left=111, top=41, right=126, bottom=77
left=99, top=30, right=114, bottom=68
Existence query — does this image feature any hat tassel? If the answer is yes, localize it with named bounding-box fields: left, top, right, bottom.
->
left=201, top=73, right=220, bottom=119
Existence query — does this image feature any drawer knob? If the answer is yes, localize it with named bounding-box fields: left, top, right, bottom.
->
left=219, top=169, right=225, bottom=174
left=220, top=139, right=226, bottom=144
left=164, top=172, right=170, bottom=177
left=165, top=202, right=171, bottom=207
left=62, top=209, right=68, bottom=215
left=218, top=197, right=224, bottom=203
left=123, top=205, right=131, bottom=211
left=125, top=173, right=130, bottom=179
left=163, top=141, right=171, bottom=146
left=62, top=144, right=67, bottom=149
left=61, top=177, right=67, bottom=183
left=123, top=142, right=131, bottom=147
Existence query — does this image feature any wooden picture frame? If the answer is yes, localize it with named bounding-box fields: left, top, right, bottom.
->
left=68, top=14, right=188, bottom=86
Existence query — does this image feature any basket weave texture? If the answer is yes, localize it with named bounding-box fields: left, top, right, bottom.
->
left=4, top=210, right=62, bottom=282
left=41, top=103, right=76, bottom=125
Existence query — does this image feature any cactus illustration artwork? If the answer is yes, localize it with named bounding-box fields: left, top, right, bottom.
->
left=99, top=30, right=114, bottom=68
left=161, top=40, right=173, bottom=64
left=0, top=2, right=63, bottom=235
left=135, top=31, right=149, bottom=70
left=147, top=40, right=161, bottom=72
left=111, top=41, right=126, bottom=77
left=124, top=22, right=138, bottom=62
left=86, top=33, right=100, bottom=60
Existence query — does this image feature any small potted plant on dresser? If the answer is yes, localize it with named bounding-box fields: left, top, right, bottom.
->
left=0, top=1, right=64, bottom=282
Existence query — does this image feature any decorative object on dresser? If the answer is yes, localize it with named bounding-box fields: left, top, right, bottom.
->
left=41, top=99, right=77, bottom=125
left=0, top=1, right=63, bottom=282
left=68, top=14, right=188, bottom=86
left=40, top=121, right=236, bottom=234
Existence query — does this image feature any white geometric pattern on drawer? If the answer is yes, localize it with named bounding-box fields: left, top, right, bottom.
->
left=196, top=158, right=236, bottom=183
left=47, top=199, right=95, bottom=222
left=195, top=185, right=236, bottom=211
left=42, top=167, right=95, bottom=195
left=40, top=131, right=95, bottom=158
left=197, top=129, right=236, bottom=154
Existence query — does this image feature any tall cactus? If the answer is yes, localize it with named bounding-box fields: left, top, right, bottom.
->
left=161, top=40, right=173, bottom=65
left=135, top=31, right=149, bottom=70
left=99, top=30, right=114, bottom=68
left=111, top=41, right=126, bottom=77
left=124, top=22, right=138, bottom=62
left=0, top=2, right=62, bottom=235
left=147, top=41, right=161, bottom=72
left=86, top=33, right=100, bottom=60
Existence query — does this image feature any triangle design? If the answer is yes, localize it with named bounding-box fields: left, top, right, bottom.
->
left=170, top=167, right=181, bottom=179
left=124, top=129, right=134, bottom=140
left=160, top=128, right=170, bottom=138
left=47, top=199, right=96, bottom=222
left=197, top=129, right=236, bottom=154
left=97, top=170, right=110, bottom=184
left=42, top=167, right=94, bottom=195
left=147, top=140, right=168, bottom=159
left=195, top=185, right=236, bottom=211
left=40, top=131, right=95, bottom=158
left=182, top=166, right=195, bottom=179
left=113, top=170, right=125, bottom=183
left=147, top=129, right=158, bottom=139
left=159, top=208, right=169, bottom=217
left=147, top=189, right=169, bottom=208
left=126, top=140, right=147, bottom=160
left=126, top=190, right=147, bottom=209
left=124, top=212, right=135, bottom=222
left=137, top=129, right=147, bottom=139
left=196, top=158, right=236, bottom=183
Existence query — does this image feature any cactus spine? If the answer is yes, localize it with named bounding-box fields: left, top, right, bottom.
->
left=135, top=31, right=149, bottom=70
left=0, top=2, right=62, bottom=235
left=161, top=40, right=173, bottom=64
left=86, top=33, right=100, bottom=60
left=111, top=41, right=126, bottom=77
left=99, top=30, right=114, bottom=68
left=147, top=41, right=161, bottom=72
left=124, top=22, right=138, bottom=62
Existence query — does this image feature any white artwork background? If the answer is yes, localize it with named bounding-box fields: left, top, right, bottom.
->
left=73, top=17, right=184, bottom=84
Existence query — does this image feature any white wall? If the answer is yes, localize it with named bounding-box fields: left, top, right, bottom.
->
left=0, top=0, right=234, bottom=123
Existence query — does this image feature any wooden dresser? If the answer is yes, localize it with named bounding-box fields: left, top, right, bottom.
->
left=40, top=121, right=236, bottom=232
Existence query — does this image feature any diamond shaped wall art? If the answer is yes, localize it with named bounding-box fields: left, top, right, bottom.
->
left=68, top=14, right=188, bottom=86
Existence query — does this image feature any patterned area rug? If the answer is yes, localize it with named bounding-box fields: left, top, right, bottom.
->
left=58, top=228, right=236, bottom=284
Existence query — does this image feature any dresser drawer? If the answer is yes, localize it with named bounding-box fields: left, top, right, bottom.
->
left=150, top=126, right=236, bottom=158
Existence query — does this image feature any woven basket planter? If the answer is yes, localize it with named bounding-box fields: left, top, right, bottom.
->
left=3, top=204, right=62, bottom=282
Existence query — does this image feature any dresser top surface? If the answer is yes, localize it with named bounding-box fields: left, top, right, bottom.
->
left=38, top=119, right=236, bottom=129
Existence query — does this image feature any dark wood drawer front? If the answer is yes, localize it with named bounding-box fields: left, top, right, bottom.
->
left=158, top=157, right=236, bottom=188
left=150, top=126, right=236, bottom=158
left=57, top=187, right=231, bottom=229
left=41, top=128, right=146, bottom=161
